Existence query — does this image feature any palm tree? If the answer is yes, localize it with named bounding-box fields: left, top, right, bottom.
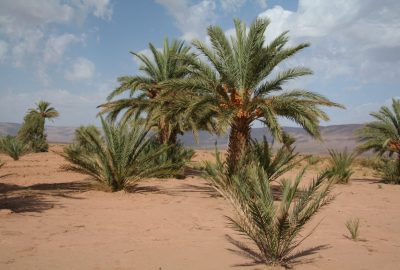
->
left=18, top=101, right=59, bottom=152
left=163, top=18, right=343, bottom=173
left=62, top=117, right=182, bottom=192
left=205, top=155, right=335, bottom=265
left=357, top=98, right=400, bottom=170
left=98, top=38, right=197, bottom=144
left=29, top=100, right=59, bottom=121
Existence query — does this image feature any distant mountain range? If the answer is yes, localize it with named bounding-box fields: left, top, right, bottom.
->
left=0, top=122, right=364, bottom=154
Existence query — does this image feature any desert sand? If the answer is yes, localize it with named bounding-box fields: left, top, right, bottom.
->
left=1, top=145, right=400, bottom=270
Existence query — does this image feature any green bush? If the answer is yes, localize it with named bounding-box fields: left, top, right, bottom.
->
left=62, top=118, right=180, bottom=191
left=240, top=137, right=306, bottom=182
left=307, top=155, right=320, bottom=165
left=326, top=149, right=356, bottom=184
left=378, top=159, right=400, bottom=184
left=18, top=112, right=48, bottom=152
left=345, top=217, right=360, bottom=241
left=142, top=139, right=194, bottom=178
left=357, top=156, right=385, bottom=171
left=205, top=149, right=335, bottom=266
left=0, top=136, right=29, bottom=160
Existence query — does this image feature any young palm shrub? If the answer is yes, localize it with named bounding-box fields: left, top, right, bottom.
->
left=307, top=155, right=320, bottom=165
left=357, top=156, right=385, bottom=171
left=345, top=217, right=360, bottom=241
left=72, top=125, right=102, bottom=152
left=378, top=159, right=400, bottom=184
left=205, top=152, right=335, bottom=266
left=357, top=98, right=400, bottom=181
left=326, top=149, right=357, bottom=184
left=241, top=136, right=306, bottom=182
left=0, top=136, right=28, bottom=161
left=62, top=118, right=180, bottom=192
left=142, top=138, right=194, bottom=178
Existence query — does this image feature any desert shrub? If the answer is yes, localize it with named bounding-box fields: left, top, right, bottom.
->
left=18, top=112, right=48, bottom=152
left=205, top=150, right=335, bottom=266
left=378, top=159, right=400, bottom=184
left=307, top=155, right=320, bottom=165
left=62, top=118, right=179, bottom=191
left=240, top=137, right=306, bottom=182
left=357, top=156, right=385, bottom=171
left=345, top=217, right=360, bottom=241
left=326, top=149, right=356, bottom=184
left=0, top=136, right=29, bottom=160
left=72, top=125, right=102, bottom=152
left=142, top=139, right=194, bottom=178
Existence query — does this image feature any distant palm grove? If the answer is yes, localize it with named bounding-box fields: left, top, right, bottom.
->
left=1, top=17, right=399, bottom=267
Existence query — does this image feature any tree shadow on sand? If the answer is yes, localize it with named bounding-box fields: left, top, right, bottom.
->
left=0, top=181, right=92, bottom=213
left=126, top=182, right=221, bottom=198
left=225, top=235, right=330, bottom=269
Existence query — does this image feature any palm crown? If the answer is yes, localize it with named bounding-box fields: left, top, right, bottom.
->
left=29, top=101, right=59, bottom=120
left=357, top=98, right=400, bottom=158
left=163, top=18, right=343, bottom=172
left=98, top=38, right=196, bottom=144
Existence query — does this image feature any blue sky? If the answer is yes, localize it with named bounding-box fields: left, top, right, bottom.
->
left=0, top=0, right=399, bottom=127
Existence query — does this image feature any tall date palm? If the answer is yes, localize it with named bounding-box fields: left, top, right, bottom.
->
left=164, top=18, right=343, bottom=173
left=98, top=38, right=196, bottom=144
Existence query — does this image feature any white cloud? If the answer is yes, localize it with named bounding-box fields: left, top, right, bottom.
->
left=11, top=29, right=45, bottom=67
left=64, top=57, right=95, bottom=81
left=220, top=0, right=246, bottom=12
left=257, top=0, right=400, bottom=82
left=0, top=40, right=8, bottom=62
left=80, top=0, right=113, bottom=20
left=156, top=0, right=216, bottom=40
left=220, top=0, right=268, bottom=12
left=256, top=0, right=267, bottom=9
left=0, top=0, right=112, bottom=74
left=44, top=33, right=83, bottom=64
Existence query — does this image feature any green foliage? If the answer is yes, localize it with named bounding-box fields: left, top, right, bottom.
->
left=98, top=38, right=200, bottom=144
left=378, top=159, right=400, bottom=184
left=307, top=155, right=320, bottom=165
left=0, top=136, right=28, bottom=160
left=357, top=156, right=385, bottom=171
left=326, top=149, right=357, bottom=184
left=18, top=112, right=48, bottom=152
left=163, top=18, right=343, bottom=172
left=18, top=101, right=59, bottom=153
left=357, top=98, right=400, bottom=157
left=62, top=118, right=180, bottom=192
left=345, top=217, right=360, bottom=241
left=240, top=136, right=306, bottom=182
left=142, top=139, right=194, bottom=178
left=72, top=125, right=101, bottom=152
left=205, top=149, right=335, bottom=265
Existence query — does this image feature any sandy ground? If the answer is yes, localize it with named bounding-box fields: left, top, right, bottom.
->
left=1, top=145, right=400, bottom=270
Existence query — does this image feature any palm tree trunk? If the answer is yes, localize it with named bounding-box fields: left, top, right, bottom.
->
left=398, top=153, right=400, bottom=173
left=168, top=128, right=179, bottom=145
left=158, top=125, right=169, bottom=144
left=227, top=117, right=251, bottom=174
